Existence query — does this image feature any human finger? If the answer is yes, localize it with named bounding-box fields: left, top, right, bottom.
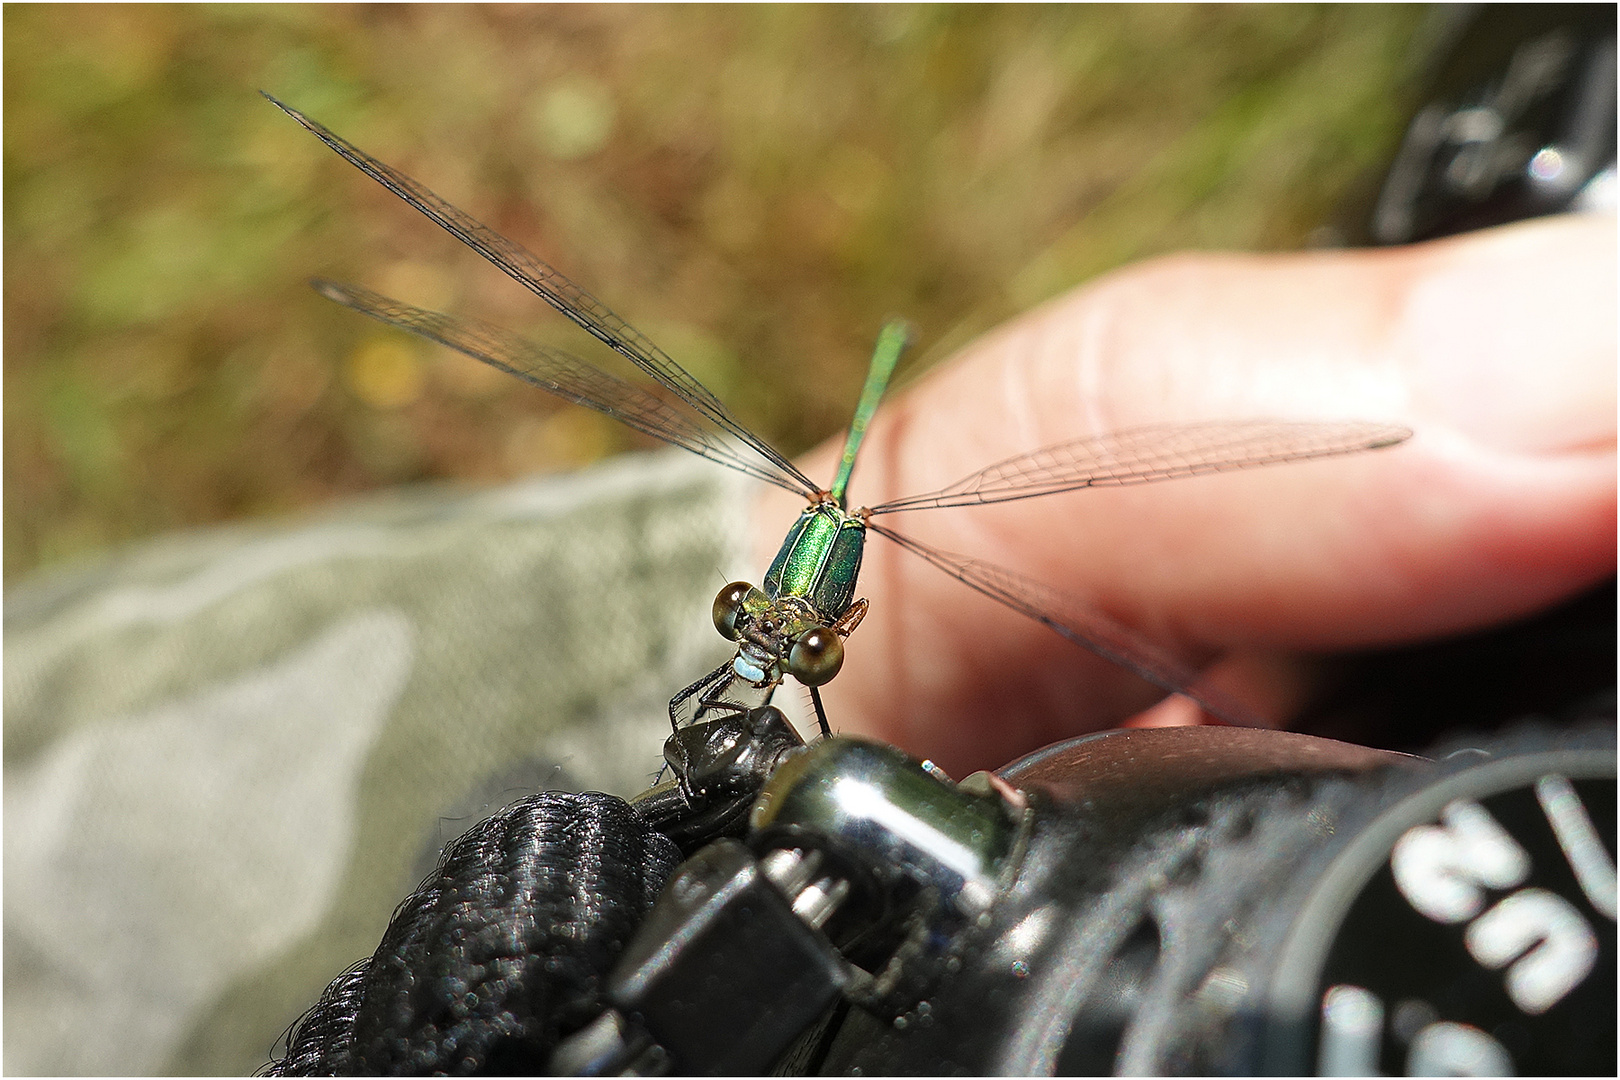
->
left=756, top=213, right=1615, bottom=774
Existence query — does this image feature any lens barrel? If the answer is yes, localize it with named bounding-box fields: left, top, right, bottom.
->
left=813, top=717, right=1615, bottom=1076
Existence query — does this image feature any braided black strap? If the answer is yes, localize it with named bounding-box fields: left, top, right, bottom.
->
left=264, top=790, right=680, bottom=1075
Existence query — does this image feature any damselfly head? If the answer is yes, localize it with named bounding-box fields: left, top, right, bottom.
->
left=716, top=583, right=846, bottom=688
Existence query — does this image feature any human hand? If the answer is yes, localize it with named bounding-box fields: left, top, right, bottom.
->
left=756, top=213, right=1616, bottom=776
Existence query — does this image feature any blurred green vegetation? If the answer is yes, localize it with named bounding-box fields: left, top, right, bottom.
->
left=4, top=4, right=1428, bottom=580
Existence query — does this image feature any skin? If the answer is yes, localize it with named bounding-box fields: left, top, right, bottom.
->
left=754, top=213, right=1616, bottom=778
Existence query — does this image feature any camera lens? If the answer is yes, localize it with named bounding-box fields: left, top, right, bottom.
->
left=814, top=716, right=1614, bottom=1076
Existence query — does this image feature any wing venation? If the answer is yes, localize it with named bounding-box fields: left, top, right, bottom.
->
left=864, top=420, right=1411, bottom=514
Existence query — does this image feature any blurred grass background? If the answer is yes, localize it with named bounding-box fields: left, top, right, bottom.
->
left=5, top=4, right=1430, bottom=582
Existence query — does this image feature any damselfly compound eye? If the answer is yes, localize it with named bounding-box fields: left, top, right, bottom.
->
left=712, top=581, right=757, bottom=640
left=786, top=626, right=844, bottom=686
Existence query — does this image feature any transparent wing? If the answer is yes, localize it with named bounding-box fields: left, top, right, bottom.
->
left=865, top=521, right=1265, bottom=726
left=315, top=280, right=811, bottom=492
left=266, top=92, right=820, bottom=498
left=864, top=420, right=1411, bottom=514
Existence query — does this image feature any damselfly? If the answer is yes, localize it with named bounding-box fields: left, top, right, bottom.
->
left=266, top=93, right=1410, bottom=743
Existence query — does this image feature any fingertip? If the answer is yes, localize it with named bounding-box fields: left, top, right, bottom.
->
left=1398, top=214, right=1616, bottom=456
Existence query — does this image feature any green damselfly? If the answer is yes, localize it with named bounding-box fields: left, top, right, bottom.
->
left=267, top=94, right=1410, bottom=740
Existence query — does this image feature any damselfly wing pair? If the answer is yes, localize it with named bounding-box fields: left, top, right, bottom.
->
left=265, top=93, right=1410, bottom=742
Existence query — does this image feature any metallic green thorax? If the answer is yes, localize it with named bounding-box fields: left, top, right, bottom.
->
left=763, top=504, right=866, bottom=620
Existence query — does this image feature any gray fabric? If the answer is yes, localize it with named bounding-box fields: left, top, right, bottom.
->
left=4, top=450, right=754, bottom=1075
